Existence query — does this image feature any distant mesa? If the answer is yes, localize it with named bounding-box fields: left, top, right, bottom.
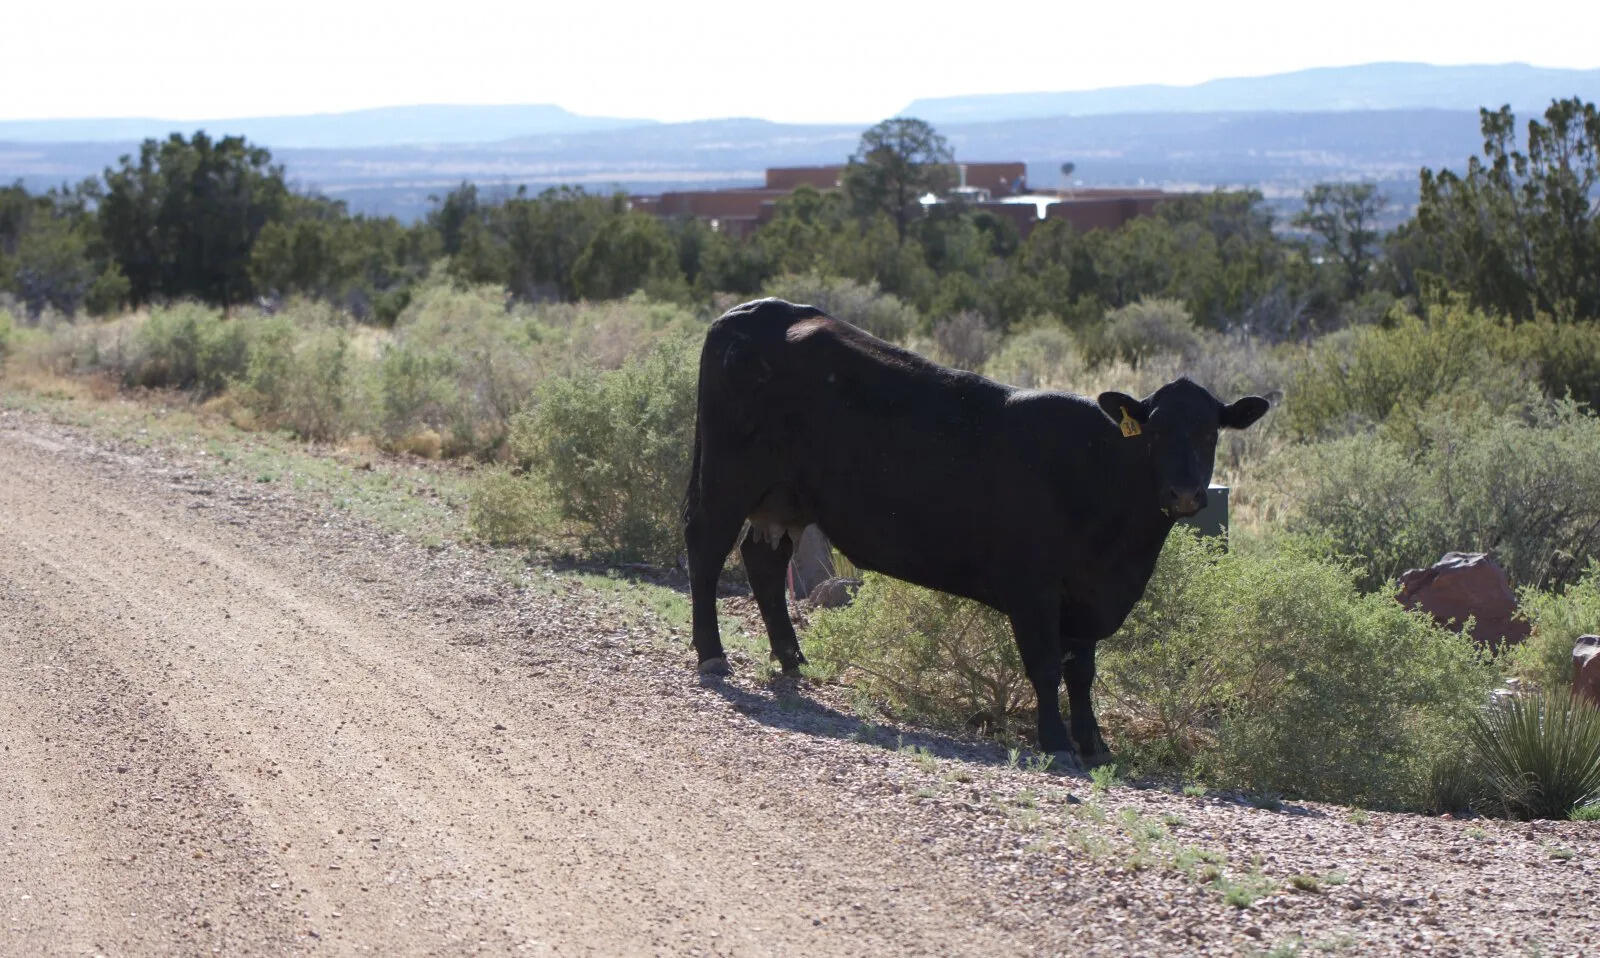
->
left=900, top=62, right=1600, bottom=124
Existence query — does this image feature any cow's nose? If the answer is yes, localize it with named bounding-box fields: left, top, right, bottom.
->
left=1164, top=487, right=1207, bottom=518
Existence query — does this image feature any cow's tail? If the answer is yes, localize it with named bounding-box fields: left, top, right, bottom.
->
left=681, top=416, right=704, bottom=527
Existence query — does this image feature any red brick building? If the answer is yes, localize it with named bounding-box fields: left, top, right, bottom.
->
left=632, top=166, right=1176, bottom=239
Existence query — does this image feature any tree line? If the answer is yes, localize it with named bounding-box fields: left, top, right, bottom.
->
left=2, top=100, right=1597, bottom=331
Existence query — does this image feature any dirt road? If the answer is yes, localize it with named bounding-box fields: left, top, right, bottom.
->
left=1, top=410, right=1594, bottom=956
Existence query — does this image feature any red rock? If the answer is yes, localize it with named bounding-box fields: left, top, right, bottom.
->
left=1396, top=552, right=1530, bottom=650
left=1574, top=635, right=1600, bottom=707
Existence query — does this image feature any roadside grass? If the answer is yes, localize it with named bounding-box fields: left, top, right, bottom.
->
left=1090, top=763, right=1122, bottom=793
left=1041, top=799, right=1287, bottom=906
left=2, top=381, right=469, bottom=546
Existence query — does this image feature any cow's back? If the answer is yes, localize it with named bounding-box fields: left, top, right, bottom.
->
left=699, top=298, right=1009, bottom=460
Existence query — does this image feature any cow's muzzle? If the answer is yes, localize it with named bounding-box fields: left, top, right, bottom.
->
left=1161, top=486, right=1207, bottom=519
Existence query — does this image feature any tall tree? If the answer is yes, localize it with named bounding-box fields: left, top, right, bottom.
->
left=1415, top=98, right=1600, bottom=320
left=1295, top=182, right=1386, bottom=297
left=570, top=211, right=681, bottom=300
left=842, top=118, right=955, bottom=244
left=99, top=132, right=288, bottom=307
left=499, top=186, right=624, bottom=301
left=0, top=180, right=111, bottom=317
left=427, top=182, right=483, bottom=257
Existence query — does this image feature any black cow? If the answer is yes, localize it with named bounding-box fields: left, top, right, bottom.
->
left=682, top=298, right=1268, bottom=763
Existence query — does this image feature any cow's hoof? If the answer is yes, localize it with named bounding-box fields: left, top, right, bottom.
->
left=779, top=662, right=804, bottom=678
left=697, top=656, right=730, bottom=675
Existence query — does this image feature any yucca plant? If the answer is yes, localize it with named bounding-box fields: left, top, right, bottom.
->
left=1469, top=691, right=1600, bottom=820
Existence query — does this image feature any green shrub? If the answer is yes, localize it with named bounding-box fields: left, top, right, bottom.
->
left=364, top=286, right=698, bottom=458
left=1085, top=298, right=1204, bottom=370
left=126, top=303, right=249, bottom=395
left=1279, top=402, right=1600, bottom=590
left=370, top=341, right=450, bottom=440
left=1099, top=530, right=1494, bottom=807
left=1094, top=531, right=1234, bottom=768
left=6, top=312, right=134, bottom=378
left=1508, top=319, right=1600, bottom=411
left=466, top=467, right=550, bottom=546
left=376, top=283, right=543, bottom=456
left=765, top=272, right=919, bottom=341
left=532, top=294, right=701, bottom=372
left=983, top=324, right=1085, bottom=390
left=235, top=312, right=352, bottom=441
left=929, top=310, right=999, bottom=370
left=804, top=572, right=1032, bottom=734
left=509, top=331, right=699, bottom=563
left=85, top=264, right=131, bottom=317
left=1469, top=690, right=1600, bottom=820
left=1421, top=750, right=1481, bottom=816
left=0, top=307, right=14, bottom=362
left=1285, top=306, right=1529, bottom=438
left=1209, top=560, right=1491, bottom=807
left=1513, top=562, right=1600, bottom=690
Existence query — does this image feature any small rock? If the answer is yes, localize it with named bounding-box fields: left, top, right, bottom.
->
left=807, top=577, right=862, bottom=610
left=1574, top=635, right=1600, bottom=707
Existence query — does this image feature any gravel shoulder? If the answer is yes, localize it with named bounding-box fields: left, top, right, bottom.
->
left=1, top=406, right=1595, bottom=956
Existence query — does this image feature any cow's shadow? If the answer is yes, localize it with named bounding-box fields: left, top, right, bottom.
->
left=546, top=553, right=754, bottom=598
left=697, top=671, right=1051, bottom=771
left=696, top=672, right=1325, bottom=816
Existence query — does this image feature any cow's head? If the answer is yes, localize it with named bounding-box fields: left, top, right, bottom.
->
left=1097, top=378, right=1269, bottom=519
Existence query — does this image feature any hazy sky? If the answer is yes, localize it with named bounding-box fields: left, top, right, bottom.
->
left=7, top=0, right=1598, bottom=123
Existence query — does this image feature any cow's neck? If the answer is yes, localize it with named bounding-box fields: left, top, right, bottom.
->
left=1099, top=446, right=1174, bottom=557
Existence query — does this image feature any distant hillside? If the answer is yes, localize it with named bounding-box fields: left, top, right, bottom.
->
left=0, top=104, right=656, bottom=148
left=902, top=62, right=1600, bottom=124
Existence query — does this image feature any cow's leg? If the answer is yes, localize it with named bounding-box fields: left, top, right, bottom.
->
left=1063, top=642, right=1110, bottom=764
left=684, top=503, right=746, bottom=675
left=1010, top=602, right=1073, bottom=758
left=739, top=528, right=805, bottom=675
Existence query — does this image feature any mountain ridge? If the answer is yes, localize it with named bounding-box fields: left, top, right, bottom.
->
left=0, top=104, right=657, bottom=149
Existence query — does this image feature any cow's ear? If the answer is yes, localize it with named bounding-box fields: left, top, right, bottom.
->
left=1097, top=392, right=1148, bottom=433
left=1220, top=395, right=1270, bottom=430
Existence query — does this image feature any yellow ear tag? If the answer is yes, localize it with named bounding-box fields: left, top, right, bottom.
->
left=1119, top=407, right=1142, bottom=438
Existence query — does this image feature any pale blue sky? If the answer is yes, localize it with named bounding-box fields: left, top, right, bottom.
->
left=7, top=0, right=1597, bottom=123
